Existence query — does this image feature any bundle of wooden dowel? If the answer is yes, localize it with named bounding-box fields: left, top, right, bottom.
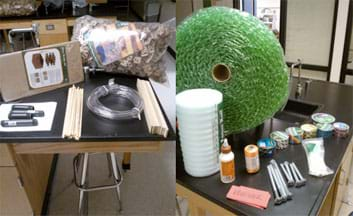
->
left=62, top=85, right=84, bottom=140
left=137, top=79, right=168, bottom=138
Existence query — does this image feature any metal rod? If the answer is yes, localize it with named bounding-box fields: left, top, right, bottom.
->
left=78, top=153, right=89, bottom=214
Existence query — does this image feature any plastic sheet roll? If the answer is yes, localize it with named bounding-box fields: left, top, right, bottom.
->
left=176, top=7, right=289, bottom=135
left=176, top=89, right=223, bottom=177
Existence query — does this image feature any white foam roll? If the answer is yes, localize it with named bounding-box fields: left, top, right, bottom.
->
left=176, top=88, right=223, bottom=177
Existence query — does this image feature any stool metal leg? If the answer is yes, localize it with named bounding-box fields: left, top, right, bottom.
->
left=78, top=153, right=89, bottom=214
left=73, top=153, right=123, bottom=214
left=110, top=152, right=123, bottom=212
left=106, top=153, right=113, bottom=178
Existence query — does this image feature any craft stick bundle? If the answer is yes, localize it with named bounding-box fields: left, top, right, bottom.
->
left=137, top=79, right=168, bottom=138
left=62, top=85, right=84, bottom=140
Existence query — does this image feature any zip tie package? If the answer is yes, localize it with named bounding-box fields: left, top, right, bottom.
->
left=72, top=15, right=174, bottom=83
left=302, top=138, right=333, bottom=177
left=176, top=7, right=289, bottom=135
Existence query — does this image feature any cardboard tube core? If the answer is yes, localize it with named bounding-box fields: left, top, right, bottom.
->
left=212, top=64, right=231, bottom=82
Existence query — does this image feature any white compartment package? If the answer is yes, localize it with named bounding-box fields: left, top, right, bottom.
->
left=176, top=89, right=224, bottom=177
left=302, top=138, right=334, bottom=177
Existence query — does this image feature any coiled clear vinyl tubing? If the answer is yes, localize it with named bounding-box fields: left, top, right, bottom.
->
left=87, top=79, right=144, bottom=120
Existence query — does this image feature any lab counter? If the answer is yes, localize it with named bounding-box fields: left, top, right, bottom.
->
left=0, top=2, right=124, bottom=21
left=0, top=73, right=175, bottom=215
left=0, top=3, right=121, bottom=51
left=176, top=78, right=353, bottom=216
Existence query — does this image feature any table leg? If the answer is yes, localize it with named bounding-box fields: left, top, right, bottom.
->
left=122, top=152, right=131, bottom=170
left=2, top=30, right=10, bottom=52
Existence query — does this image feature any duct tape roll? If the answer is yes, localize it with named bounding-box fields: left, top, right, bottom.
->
left=285, top=127, right=304, bottom=144
left=316, top=123, right=334, bottom=138
left=270, top=131, right=289, bottom=149
left=257, top=138, right=276, bottom=157
left=333, top=122, right=350, bottom=138
left=301, top=124, right=318, bottom=139
left=176, top=7, right=289, bottom=135
left=311, top=113, right=335, bottom=124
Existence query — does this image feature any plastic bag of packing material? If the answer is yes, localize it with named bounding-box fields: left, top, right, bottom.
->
left=302, top=138, right=333, bottom=177
left=0, top=0, right=37, bottom=17
left=72, top=15, right=174, bottom=83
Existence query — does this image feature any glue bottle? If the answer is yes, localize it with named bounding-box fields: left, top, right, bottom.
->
left=219, top=138, right=235, bottom=183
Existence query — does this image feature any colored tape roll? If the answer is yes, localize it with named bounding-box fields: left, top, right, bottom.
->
left=333, top=122, right=350, bottom=138
left=311, top=113, right=335, bottom=124
left=285, top=127, right=303, bottom=144
left=176, top=7, right=289, bottom=135
left=270, top=131, right=289, bottom=149
left=257, top=138, right=276, bottom=157
left=301, top=124, right=318, bottom=139
left=316, top=123, right=334, bottom=138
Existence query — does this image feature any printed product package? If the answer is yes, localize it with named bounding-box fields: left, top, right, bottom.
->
left=0, top=41, right=84, bottom=102
left=72, top=15, right=174, bottom=83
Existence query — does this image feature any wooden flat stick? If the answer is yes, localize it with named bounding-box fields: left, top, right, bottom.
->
left=139, top=80, right=158, bottom=133
left=62, top=86, right=73, bottom=138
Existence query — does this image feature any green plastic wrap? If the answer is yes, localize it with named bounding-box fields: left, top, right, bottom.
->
left=176, top=7, right=289, bottom=135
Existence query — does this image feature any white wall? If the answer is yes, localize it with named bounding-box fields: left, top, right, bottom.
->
left=257, top=0, right=279, bottom=8
left=160, top=1, right=176, bottom=51
left=329, top=0, right=350, bottom=82
left=285, top=0, right=335, bottom=66
left=347, top=26, right=353, bottom=70
left=212, top=0, right=233, bottom=7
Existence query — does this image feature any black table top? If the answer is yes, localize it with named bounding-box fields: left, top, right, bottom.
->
left=176, top=78, right=353, bottom=215
left=0, top=3, right=125, bottom=21
left=0, top=73, right=175, bottom=143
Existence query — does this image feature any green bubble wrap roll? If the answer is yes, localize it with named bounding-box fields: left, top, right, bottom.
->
left=176, top=7, right=289, bottom=135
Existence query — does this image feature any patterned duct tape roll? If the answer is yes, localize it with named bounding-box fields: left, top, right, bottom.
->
left=333, top=122, right=350, bottom=138
left=316, top=123, right=334, bottom=138
left=285, top=127, right=304, bottom=144
left=311, top=113, right=335, bottom=124
left=257, top=138, right=276, bottom=157
left=301, top=124, right=318, bottom=139
left=270, top=131, right=289, bottom=149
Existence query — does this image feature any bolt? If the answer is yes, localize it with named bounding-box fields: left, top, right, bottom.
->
left=280, top=163, right=294, bottom=187
left=270, top=160, right=293, bottom=198
left=273, top=164, right=293, bottom=199
left=291, top=162, right=307, bottom=184
left=267, top=165, right=282, bottom=205
left=284, top=161, right=294, bottom=183
left=290, top=163, right=305, bottom=187
left=269, top=165, right=287, bottom=201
